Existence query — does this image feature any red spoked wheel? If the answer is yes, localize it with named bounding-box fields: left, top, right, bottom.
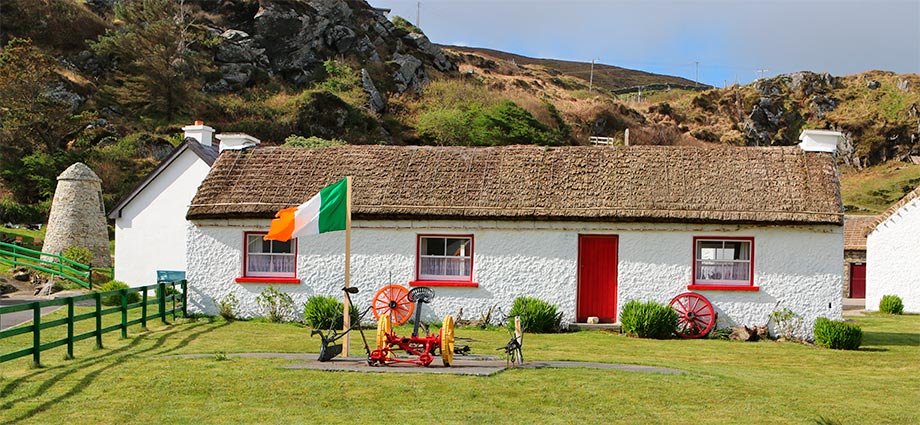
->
left=669, top=292, right=716, bottom=339
left=372, top=284, right=414, bottom=325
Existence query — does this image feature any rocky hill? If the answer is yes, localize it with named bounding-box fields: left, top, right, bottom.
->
left=0, top=0, right=918, bottom=220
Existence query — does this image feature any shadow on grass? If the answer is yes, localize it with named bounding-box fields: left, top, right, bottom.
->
left=1, top=320, right=228, bottom=424
left=861, top=331, right=920, bottom=347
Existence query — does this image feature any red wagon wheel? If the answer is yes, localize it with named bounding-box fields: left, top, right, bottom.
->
left=372, top=284, right=414, bottom=325
left=669, top=292, right=716, bottom=339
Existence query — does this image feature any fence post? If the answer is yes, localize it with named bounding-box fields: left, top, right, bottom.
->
left=32, top=302, right=41, bottom=368
left=181, top=280, right=188, bottom=318
left=171, top=282, right=177, bottom=320
left=120, top=288, right=128, bottom=339
left=141, top=287, right=148, bottom=330
left=158, top=282, right=167, bottom=325
left=95, top=291, right=103, bottom=349
left=88, top=262, right=93, bottom=290
left=66, top=297, right=74, bottom=360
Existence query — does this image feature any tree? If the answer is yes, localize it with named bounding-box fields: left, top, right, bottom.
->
left=92, top=0, right=199, bottom=121
left=0, top=38, right=89, bottom=204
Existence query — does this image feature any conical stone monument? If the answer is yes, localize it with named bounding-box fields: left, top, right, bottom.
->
left=41, top=163, right=111, bottom=267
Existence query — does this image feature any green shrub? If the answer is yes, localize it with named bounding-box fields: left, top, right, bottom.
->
left=813, top=317, right=862, bottom=350
left=283, top=135, right=346, bottom=149
left=303, top=295, right=359, bottom=329
left=256, top=286, right=295, bottom=323
left=619, top=300, right=678, bottom=339
left=97, top=280, right=140, bottom=306
left=391, top=16, right=423, bottom=34
left=218, top=293, right=239, bottom=321
left=879, top=295, right=904, bottom=315
left=62, top=246, right=93, bottom=265
left=507, top=296, right=562, bottom=333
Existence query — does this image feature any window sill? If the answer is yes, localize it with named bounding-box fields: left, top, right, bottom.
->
left=409, top=280, right=479, bottom=288
left=235, top=277, right=300, bottom=284
left=687, top=284, right=759, bottom=291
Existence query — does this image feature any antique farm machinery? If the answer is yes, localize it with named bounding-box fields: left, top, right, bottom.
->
left=668, top=292, right=717, bottom=338
left=369, top=286, right=455, bottom=367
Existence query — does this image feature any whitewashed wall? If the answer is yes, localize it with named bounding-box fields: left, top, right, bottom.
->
left=866, top=196, right=920, bottom=313
left=114, top=150, right=211, bottom=286
left=187, top=219, right=842, bottom=339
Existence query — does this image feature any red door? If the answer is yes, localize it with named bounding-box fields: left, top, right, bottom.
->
left=850, top=263, right=866, bottom=298
left=577, top=235, right=618, bottom=322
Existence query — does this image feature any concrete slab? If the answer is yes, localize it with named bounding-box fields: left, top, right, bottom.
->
left=160, top=352, right=686, bottom=376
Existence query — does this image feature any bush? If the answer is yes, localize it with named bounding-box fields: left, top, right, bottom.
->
left=97, top=280, right=140, bottom=306
left=813, top=318, right=862, bottom=350
left=507, top=296, right=562, bottom=333
left=218, top=293, right=239, bottom=321
left=256, top=286, right=295, bottom=323
left=283, top=135, right=346, bottom=149
left=879, top=295, right=904, bottom=315
left=62, top=246, right=93, bottom=265
left=619, top=300, right=678, bottom=339
left=303, top=295, right=359, bottom=329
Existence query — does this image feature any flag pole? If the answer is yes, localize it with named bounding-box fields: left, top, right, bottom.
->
left=343, top=176, right=352, bottom=357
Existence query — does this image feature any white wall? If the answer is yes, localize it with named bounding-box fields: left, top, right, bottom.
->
left=187, top=219, right=842, bottom=339
left=866, top=197, right=920, bottom=313
left=113, top=150, right=211, bottom=286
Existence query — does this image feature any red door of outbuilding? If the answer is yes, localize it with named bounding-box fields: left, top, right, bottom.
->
left=577, top=235, right=618, bottom=322
left=850, top=263, right=866, bottom=298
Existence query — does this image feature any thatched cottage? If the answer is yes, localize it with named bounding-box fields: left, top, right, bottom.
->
left=866, top=186, right=920, bottom=313
left=843, top=215, right=876, bottom=299
left=184, top=141, right=844, bottom=337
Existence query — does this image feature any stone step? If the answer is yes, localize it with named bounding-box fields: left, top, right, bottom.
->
left=568, top=323, right=621, bottom=332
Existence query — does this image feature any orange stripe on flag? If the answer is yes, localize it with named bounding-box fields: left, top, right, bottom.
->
left=264, top=207, right=297, bottom=241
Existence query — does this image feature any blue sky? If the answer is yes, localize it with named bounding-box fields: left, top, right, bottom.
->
left=370, top=0, right=920, bottom=87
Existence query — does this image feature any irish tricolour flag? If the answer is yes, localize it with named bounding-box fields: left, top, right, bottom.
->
left=264, top=178, right=349, bottom=242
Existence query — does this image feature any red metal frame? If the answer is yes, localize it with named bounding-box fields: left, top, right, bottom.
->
left=415, top=234, right=475, bottom=286
left=369, top=331, right=442, bottom=366
left=690, top=236, right=755, bottom=288
left=240, top=231, right=298, bottom=281
left=670, top=292, right=717, bottom=338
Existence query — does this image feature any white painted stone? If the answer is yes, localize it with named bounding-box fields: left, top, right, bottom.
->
left=866, top=196, right=920, bottom=313
left=113, top=149, right=212, bottom=286
left=187, top=219, right=842, bottom=340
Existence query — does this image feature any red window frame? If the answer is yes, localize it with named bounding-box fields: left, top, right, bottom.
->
left=688, top=236, right=758, bottom=291
left=235, top=231, right=300, bottom=284
left=409, top=234, right=478, bottom=287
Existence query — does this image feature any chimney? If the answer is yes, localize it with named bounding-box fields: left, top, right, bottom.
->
left=216, top=133, right=261, bottom=152
left=798, top=129, right=843, bottom=154
left=182, top=120, right=215, bottom=147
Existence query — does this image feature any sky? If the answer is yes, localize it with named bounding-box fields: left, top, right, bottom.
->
left=370, top=0, right=920, bottom=87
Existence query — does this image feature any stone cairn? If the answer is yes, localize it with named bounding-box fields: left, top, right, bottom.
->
left=41, top=163, right=111, bottom=267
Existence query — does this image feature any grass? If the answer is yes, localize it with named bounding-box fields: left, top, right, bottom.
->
left=841, top=161, right=920, bottom=214
left=0, top=313, right=917, bottom=423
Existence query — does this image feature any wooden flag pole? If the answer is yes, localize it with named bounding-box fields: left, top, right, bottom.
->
left=343, top=176, right=353, bottom=357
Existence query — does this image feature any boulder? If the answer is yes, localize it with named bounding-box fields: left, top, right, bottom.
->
left=809, top=94, right=837, bottom=118
left=215, top=39, right=267, bottom=64
left=898, top=78, right=911, bottom=92
left=361, top=69, right=386, bottom=114
left=220, top=29, right=250, bottom=42
left=866, top=80, right=881, bottom=89
left=405, top=33, right=455, bottom=71
left=12, top=267, right=31, bottom=282
left=325, top=25, right=357, bottom=53
left=392, top=53, right=428, bottom=93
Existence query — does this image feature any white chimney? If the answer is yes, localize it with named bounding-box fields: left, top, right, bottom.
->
left=216, top=133, right=261, bottom=152
left=182, top=120, right=215, bottom=147
left=798, top=129, right=843, bottom=154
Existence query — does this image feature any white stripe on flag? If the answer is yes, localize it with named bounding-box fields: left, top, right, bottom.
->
left=291, top=192, right=322, bottom=237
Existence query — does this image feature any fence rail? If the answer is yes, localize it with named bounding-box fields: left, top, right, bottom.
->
left=0, top=241, right=102, bottom=289
left=0, top=280, right=187, bottom=366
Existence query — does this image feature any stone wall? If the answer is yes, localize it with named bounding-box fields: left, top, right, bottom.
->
left=42, top=163, right=111, bottom=267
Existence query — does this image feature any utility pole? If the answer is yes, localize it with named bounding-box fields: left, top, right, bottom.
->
left=694, top=61, right=699, bottom=87
left=588, top=59, right=596, bottom=93
left=756, top=69, right=769, bottom=80
left=416, top=1, right=420, bottom=27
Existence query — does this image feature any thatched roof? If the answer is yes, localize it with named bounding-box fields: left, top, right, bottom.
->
left=187, top=145, right=843, bottom=225
left=868, top=185, right=920, bottom=233
left=844, top=215, right=877, bottom=250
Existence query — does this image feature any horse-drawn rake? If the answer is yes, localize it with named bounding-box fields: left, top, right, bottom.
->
left=312, top=285, right=456, bottom=367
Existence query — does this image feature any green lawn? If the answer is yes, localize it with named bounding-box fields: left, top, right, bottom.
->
left=1, top=313, right=917, bottom=424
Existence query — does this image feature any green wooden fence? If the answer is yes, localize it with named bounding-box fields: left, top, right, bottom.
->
left=0, top=280, right=187, bottom=366
left=0, top=241, right=103, bottom=289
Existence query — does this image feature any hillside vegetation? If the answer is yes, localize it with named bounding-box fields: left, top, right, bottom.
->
left=0, top=0, right=918, bottom=222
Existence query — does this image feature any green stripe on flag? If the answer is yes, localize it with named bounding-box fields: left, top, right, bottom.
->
left=318, top=178, right=348, bottom=233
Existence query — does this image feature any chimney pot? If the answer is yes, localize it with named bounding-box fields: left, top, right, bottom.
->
left=182, top=122, right=215, bottom=147
left=798, top=129, right=843, bottom=154
left=216, top=133, right=261, bottom=152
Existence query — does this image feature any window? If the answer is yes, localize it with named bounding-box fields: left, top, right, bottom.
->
left=692, top=237, right=754, bottom=287
left=242, top=232, right=296, bottom=279
left=414, top=235, right=475, bottom=286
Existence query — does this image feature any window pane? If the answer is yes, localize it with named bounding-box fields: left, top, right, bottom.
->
left=248, top=235, right=264, bottom=253
left=699, top=241, right=721, bottom=260
left=270, top=240, right=292, bottom=254
left=421, top=238, right=445, bottom=256
left=446, top=238, right=470, bottom=257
